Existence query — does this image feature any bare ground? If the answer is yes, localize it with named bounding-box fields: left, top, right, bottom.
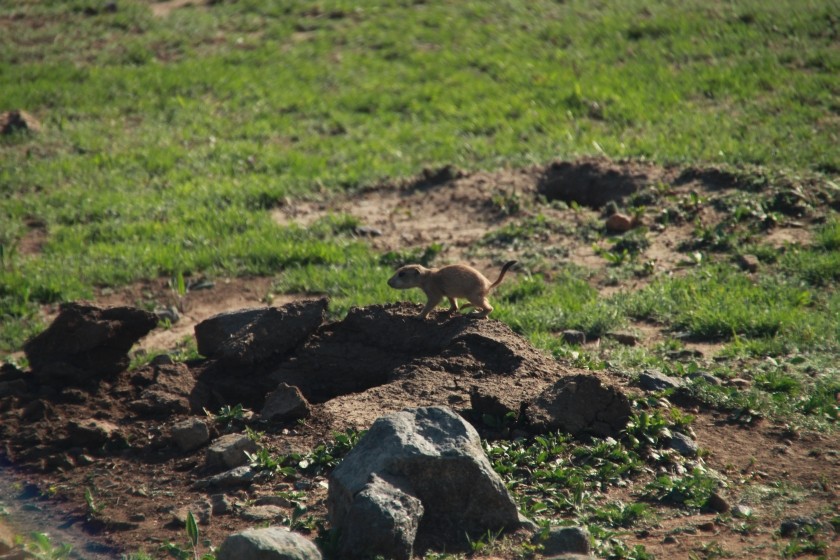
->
left=1, top=158, right=838, bottom=559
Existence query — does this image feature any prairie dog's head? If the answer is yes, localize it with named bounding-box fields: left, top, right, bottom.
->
left=387, top=265, right=425, bottom=289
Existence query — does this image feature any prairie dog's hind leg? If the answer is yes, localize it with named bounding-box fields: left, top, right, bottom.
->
left=419, top=295, right=444, bottom=319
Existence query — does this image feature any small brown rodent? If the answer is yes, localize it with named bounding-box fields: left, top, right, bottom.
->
left=388, top=260, right=517, bottom=319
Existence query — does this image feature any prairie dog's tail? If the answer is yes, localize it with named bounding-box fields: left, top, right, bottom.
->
left=489, top=260, right=517, bottom=290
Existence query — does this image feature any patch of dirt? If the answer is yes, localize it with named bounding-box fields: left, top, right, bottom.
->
left=147, top=0, right=209, bottom=18
left=2, top=157, right=838, bottom=559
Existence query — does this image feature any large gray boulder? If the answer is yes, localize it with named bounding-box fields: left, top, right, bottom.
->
left=328, top=406, right=521, bottom=556
left=216, top=527, right=321, bottom=560
left=194, top=298, right=327, bottom=365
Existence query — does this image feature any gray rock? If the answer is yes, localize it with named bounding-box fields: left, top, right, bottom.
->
left=194, top=299, right=327, bottom=366
left=339, top=474, right=424, bottom=560
left=261, top=383, right=311, bottom=421
left=240, top=505, right=284, bottom=522
left=638, top=370, right=684, bottom=391
left=192, top=466, right=256, bottom=490
left=687, top=371, right=722, bottom=386
left=206, top=433, right=259, bottom=470
left=732, top=505, right=752, bottom=518
left=560, top=330, right=586, bottom=345
left=328, top=406, right=520, bottom=551
left=667, top=431, right=698, bottom=457
left=216, top=527, right=322, bottom=560
left=0, top=378, right=28, bottom=398
left=534, top=526, right=591, bottom=556
left=524, top=374, right=631, bottom=438
left=171, top=418, right=211, bottom=452
left=211, top=494, right=234, bottom=515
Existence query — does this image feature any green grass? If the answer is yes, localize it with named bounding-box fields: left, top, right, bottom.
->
left=2, top=0, right=839, bottom=352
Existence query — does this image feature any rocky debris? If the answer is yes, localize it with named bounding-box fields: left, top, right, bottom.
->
left=194, top=299, right=327, bottom=366
left=560, top=330, right=586, bottom=345
left=206, top=433, right=259, bottom=470
left=337, top=474, right=424, bottom=560
left=534, top=526, right=592, bottom=556
left=738, top=254, right=761, bottom=272
left=538, top=159, right=647, bottom=208
left=667, top=431, right=699, bottom=457
left=0, top=109, right=41, bottom=135
left=328, top=407, right=521, bottom=555
left=638, top=370, right=684, bottom=392
left=216, top=527, right=322, bottom=560
left=23, top=303, right=157, bottom=384
left=260, top=383, right=311, bottom=421
left=524, top=374, right=631, bottom=438
left=170, top=418, right=211, bottom=452
left=605, top=212, right=635, bottom=232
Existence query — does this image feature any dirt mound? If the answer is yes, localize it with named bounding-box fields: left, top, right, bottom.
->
left=537, top=158, right=651, bottom=208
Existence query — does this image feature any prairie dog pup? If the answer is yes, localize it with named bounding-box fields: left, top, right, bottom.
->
left=388, top=261, right=517, bottom=319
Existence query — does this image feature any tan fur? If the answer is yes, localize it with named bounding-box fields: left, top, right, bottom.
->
left=388, top=261, right=517, bottom=319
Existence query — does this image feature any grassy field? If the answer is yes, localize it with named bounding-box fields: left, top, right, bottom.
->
left=1, top=2, right=839, bottom=556
left=2, top=0, right=839, bottom=351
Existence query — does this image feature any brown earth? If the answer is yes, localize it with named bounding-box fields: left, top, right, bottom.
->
left=1, top=158, right=838, bottom=559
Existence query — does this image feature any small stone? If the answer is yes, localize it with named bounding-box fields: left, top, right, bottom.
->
left=240, top=505, right=284, bottom=522
left=732, top=505, right=752, bottom=518
left=688, top=372, right=722, bottom=386
left=638, top=371, right=684, bottom=391
left=206, top=433, right=259, bottom=470
left=707, top=491, right=730, bottom=513
left=698, top=521, right=716, bottom=532
left=667, top=432, right=699, bottom=457
left=663, top=535, right=678, bottom=544
left=210, top=494, right=233, bottom=515
left=560, top=330, right=586, bottom=345
left=260, top=383, right=311, bottom=422
left=605, top=212, right=635, bottom=232
left=534, top=526, right=591, bottom=556
left=729, top=378, right=752, bottom=389
left=192, top=466, right=256, bottom=490
left=171, top=418, right=210, bottom=453
left=738, top=254, right=760, bottom=273
left=216, top=527, right=322, bottom=560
